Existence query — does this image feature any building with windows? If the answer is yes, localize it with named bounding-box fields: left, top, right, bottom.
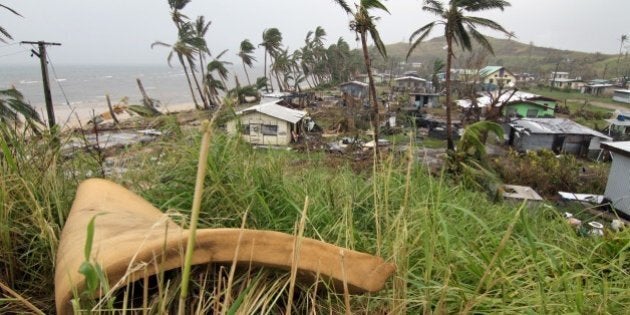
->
left=227, top=101, right=307, bottom=146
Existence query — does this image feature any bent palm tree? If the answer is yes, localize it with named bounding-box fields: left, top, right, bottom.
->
left=238, top=39, right=257, bottom=85
left=335, top=0, right=389, bottom=153
left=260, top=28, right=283, bottom=92
left=151, top=39, right=200, bottom=109
left=0, top=4, right=21, bottom=43
left=407, top=0, right=511, bottom=151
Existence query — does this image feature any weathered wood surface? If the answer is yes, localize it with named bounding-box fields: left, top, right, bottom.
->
left=55, top=178, right=395, bottom=314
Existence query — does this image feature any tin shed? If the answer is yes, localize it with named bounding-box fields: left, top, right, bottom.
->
left=508, top=118, right=612, bottom=155
left=601, top=141, right=630, bottom=216
left=227, top=101, right=307, bottom=146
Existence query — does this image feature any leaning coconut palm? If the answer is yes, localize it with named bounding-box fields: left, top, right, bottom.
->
left=237, top=39, right=257, bottom=85
left=0, top=87, right=43, bottom=129
left=407, top=0, right=511, bottom=151
left=178, top=21, right=209, bottom=108
left=192, top=16, right=213, bottom=108
left=167, top=0, right=190, bottom=29
left=151, top=39, right=201, bottom=109
left=259, top=28, right=283, bottom=92
left=207, top=49, right=232, bottom=90
left=334, top=0, right=390, bottom=154
left=0, top=4, right=21, bottom=43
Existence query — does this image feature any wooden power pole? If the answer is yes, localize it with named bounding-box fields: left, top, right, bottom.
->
left=21, top=40, right=61, bottom=129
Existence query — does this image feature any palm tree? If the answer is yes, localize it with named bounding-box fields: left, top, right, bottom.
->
left=334, top=0, right=389, bottom=153
left=193, top=16, right=213, bottom=108
left=259, top=28, right=283, bottom=92
left=151, top=39, right=200, bottom=109
left=0, top=87, right=42, bottom=126
left=237, top=39, right=257, bottom=85
left=0, top=4, right=21, bottom=43
left=407, top=0, right=511, bottom=150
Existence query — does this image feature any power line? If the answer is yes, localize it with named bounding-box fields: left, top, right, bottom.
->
left=0, top=42, right=19, bottom=48
left=0, top=49, right=28, bottom=58
left=46, top=51, right=72, bottom=107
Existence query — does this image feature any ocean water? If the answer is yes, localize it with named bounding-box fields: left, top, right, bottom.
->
left=0, top=64, right=198, bottom=109
left=1, top=63, right=262, bottom=125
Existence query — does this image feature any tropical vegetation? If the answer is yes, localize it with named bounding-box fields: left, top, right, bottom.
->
left=407, top=0, right=512, bottom=150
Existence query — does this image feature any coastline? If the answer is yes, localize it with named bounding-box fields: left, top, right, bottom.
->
left=50, top=101, right=198, bottom=130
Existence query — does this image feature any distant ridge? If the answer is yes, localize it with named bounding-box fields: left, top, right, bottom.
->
left=368, top=36, right=624, bottom=80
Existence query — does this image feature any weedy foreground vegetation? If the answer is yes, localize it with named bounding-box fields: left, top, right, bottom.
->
left=0, top=117, right=629, bottom=314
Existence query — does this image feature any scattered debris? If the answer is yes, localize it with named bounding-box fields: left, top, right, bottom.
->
left=558, top=191, right=605, bottom=204
left=502, top=184, right=544, bottom=202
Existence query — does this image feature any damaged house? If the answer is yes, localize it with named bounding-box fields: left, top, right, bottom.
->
left=227, top=101, right=307, bottom=146
left=600, top=141, right=630, bottom=216
left=508, top=118, right=612, bottom=156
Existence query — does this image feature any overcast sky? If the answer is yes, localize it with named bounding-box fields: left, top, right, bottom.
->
left=1, top=0, right=629, bottom=66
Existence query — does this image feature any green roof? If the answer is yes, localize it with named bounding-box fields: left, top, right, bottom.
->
left=479, top=66, right=505, bottom=78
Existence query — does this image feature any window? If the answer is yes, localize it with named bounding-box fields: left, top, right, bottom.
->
left=526, top=109, right=539, bottom=117
left=240, top=124, right=250, bottom=134
left=489, top=79, right=494, bottom=84
left=261, top=124, right=278, bottom=135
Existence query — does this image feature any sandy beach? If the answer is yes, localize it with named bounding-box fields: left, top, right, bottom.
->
left=49, top=101, right=198, bottom=130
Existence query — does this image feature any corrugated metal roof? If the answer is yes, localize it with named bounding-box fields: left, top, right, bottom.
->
left=339, top=80, right=368, bottom=87
left=510, top=118, right=612, bottom=140
left=601, top=141, right=630, bottom=153
left=236, top=101, right=307, bottom=124
left=394, top=76, right=426, bottom=82
left=457, top=91, right=547, bottom=108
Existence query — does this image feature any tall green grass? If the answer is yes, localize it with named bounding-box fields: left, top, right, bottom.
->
left=1, top=121, right=629, bottom=313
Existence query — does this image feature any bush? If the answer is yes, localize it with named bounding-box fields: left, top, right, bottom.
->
left=492, top=149, right=609, bottom=197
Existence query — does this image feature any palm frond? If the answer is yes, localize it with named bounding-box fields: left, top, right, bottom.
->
left=463, top=16, right=510, bottom=34
left=467, top=26, right=495, bottom=55
left=332, top=0, right=352, bottom=14
left=422, top=0, right=444, bottom=15
left=0, top=4, right=22, bottom=17
left=369, top=27, right=387, bottom=58
left=361, top=0, right=390, bottom=13
left=406, top=22, right=436, bottom=60
left=459, top=0, right=510, bottom=12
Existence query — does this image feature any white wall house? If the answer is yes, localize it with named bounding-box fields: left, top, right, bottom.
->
left=613, top=89, right=630, bottom=104
left=226, top=101, right=307, bottom=146
left=601, top=141, right=630, bottom=216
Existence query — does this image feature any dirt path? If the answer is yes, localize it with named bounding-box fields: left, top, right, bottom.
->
left=567, top=99, right=630, bottom=112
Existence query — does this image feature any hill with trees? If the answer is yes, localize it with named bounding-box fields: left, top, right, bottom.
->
left=367, top=36, right=625, bottom=81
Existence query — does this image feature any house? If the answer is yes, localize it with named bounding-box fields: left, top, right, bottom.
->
left=457, top=91, right=557, bottom=118
left=504, top=101, right=555, bottom=118
left=612, top=89, right=630, bottom=104
left=581, top=80, right=614, bottom=95
left=605, top=111, right=630, bottom=140
left=508, top=118, right=612, bottom=156
left=478, top=66, right=516, bottom=90
left=409, top=92, right=440, bottom=109
left=226, top=101, right=307, bottom=146
left=339, top=81, right=368, bottom=99
left=549, top=72, right=583, bottom=90
left=600, top=141, right=630, bottom=216
left=393, top=76, right=427, bottom=91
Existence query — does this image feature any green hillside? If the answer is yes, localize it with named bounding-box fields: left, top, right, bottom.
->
left=368, top=36, right=627, bottom=81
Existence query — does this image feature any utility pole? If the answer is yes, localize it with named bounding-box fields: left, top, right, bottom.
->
left=550, top=61, right=560, bottom=91
left=21, top=41, right=61, bottom=129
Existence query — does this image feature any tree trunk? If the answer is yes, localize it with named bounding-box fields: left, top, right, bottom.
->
left=264, top=50, right=269, bottom=92
left=445, top=35, right=455, bottom=151
left=361, top=31, right=380, bottom=155
left=178, top=54, right=200, bottom=109
left=187, top=57, right=208, bottom=109
left=243, top=63, right=251, bottom=86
